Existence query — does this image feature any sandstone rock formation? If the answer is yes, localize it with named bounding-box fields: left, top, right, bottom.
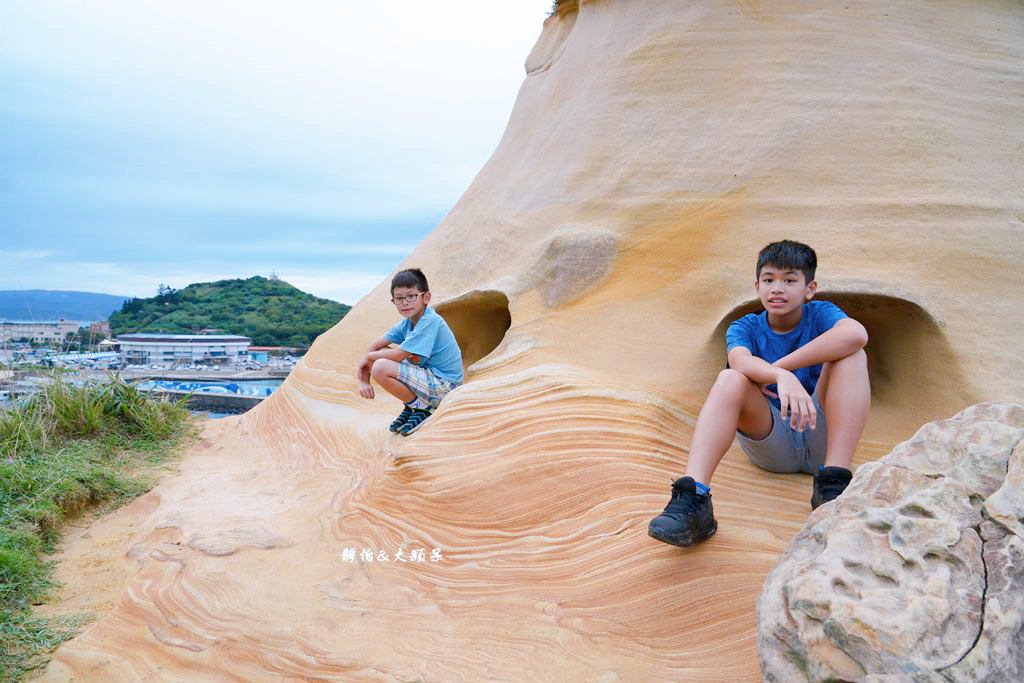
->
left=39, top=1, right=1024, bottom=680
left=759, top=402, right=1024, bottom=681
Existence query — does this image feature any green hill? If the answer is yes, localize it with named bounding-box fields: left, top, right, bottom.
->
left=109, top=277, right=349, bottom=348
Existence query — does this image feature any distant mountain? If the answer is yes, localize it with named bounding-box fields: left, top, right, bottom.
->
left=109, top=276, right=350, bottom=348
left=0, top=290, right=129, bottom=322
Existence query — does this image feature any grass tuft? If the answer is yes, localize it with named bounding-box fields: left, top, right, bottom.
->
left=0, top=372, right=196, bottom=680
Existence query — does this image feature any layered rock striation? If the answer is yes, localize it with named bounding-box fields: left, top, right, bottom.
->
left=40, top=1, right=1024, bottom=679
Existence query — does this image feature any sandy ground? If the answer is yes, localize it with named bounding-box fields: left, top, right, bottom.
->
left=32, top=422, right=219, bottom=632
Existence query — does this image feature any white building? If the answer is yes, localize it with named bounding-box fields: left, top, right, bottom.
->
left=116, top=334, right=252, bottom=366
left=1, top=318, right=81, bottom=343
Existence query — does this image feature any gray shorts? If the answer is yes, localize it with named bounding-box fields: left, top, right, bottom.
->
left=735, top=387, right=827, bottom=474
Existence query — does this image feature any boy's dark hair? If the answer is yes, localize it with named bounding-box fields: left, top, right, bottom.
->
left=391, top=268, right=429, bottom=294
left=756, top=240, right=817, bottom=282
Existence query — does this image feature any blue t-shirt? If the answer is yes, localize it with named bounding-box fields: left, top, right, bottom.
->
left=384, top=307, right=464, bottom=384
left=725, top=300, right=848, bottom=408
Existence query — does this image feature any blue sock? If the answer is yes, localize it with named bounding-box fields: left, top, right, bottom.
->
left=695, top=481, right=711, bottom=496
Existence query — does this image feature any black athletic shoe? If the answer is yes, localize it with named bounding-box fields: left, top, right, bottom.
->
left=811, top=466, right=853, bottom=510
left=647, top=477, right=717, bottom=547
left=399, top=408, right=432, bottom=436
left=389, top=405, right=414, bottom=432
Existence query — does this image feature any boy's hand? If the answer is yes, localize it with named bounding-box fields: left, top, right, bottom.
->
left=774, top=369, right=816, bottom=432
left=358, top=381, right=374, bottom=399
left=356, top=356, right=371, bottom=380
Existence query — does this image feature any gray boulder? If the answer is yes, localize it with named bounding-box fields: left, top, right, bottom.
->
left=758, top=402, right=1024, bottom=681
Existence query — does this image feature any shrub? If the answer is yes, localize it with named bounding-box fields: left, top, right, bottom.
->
left=0, top=372, right=195, bottom=678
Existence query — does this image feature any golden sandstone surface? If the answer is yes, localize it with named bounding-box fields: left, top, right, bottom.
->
left=38, top=1, right=1024, bottom=680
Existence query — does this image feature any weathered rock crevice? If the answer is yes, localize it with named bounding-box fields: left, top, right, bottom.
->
left=943, top=522, right=988, bottom=671
left=945, top=445, right=1023, bottom=673
left=434, top=289, right=512, bottom=371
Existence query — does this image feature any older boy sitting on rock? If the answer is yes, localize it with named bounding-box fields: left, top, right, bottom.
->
left=648, top=240, right=870, bottom=547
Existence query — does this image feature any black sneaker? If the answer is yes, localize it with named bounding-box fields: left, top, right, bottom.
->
left=811, top=466, right=852, bottom=510
left=389, top=405, right=414, bottom=432
left=399, top=408, right=432, bottom=436
left=647, top=477, right=717, bottom=547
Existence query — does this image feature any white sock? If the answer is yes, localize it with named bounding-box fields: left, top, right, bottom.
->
left=406, top=397, right=431, bottom=411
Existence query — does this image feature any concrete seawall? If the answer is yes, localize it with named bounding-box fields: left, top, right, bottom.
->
left=142, top=389, right=264, bottom=414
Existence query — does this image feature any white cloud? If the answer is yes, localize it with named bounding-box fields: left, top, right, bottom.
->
left=0, top=1, right=552, bottom=214
left=278, top=271, right=389, bottom=306
left=3, top=260, right=228, bottom=299
left=228, top=242, right=418, bottom=258
left=0, top=249, right=54, bottom=261
left=2, top=254, right=390, bottom=305
left=0, top=1, right=553, bottom=299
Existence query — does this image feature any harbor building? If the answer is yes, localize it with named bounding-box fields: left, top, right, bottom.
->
left=89, top=321, right=112, bottom=338
left=247, top=346, right=302, bottom=362
left=1, top=318, right=81, bottom=343
left=115, top=333, right=252, bottom=366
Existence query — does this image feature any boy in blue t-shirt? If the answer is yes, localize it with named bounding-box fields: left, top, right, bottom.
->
left=648, top=240, right=870, bottom=547
left=357, top=268, right=464, bottom=436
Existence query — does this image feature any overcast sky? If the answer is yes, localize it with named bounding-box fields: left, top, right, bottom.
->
left=0, top=1, right=553, bottom=305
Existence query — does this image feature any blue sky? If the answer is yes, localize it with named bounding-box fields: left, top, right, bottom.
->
left=0, top=1, right=553, bottom=304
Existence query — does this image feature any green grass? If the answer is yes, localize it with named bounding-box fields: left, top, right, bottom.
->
left=0, top=373, right=197, bottom=680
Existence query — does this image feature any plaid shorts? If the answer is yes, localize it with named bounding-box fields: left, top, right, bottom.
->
left=398, top=360, right=458, bottom=409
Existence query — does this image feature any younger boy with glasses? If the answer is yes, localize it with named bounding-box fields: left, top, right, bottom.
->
left=357, top=268, right=464, bottom=435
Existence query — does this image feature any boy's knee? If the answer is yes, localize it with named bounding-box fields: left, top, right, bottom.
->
left=370, top=358, right=397, bottom=379
left=715, top=368, right=755, bottom=391
left=838, top=348, right=868, bottom=369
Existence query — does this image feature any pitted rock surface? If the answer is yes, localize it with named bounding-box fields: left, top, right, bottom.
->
left=532, top=228, right=618, bottom=307
left=759, top=402, right=1024, bottom=682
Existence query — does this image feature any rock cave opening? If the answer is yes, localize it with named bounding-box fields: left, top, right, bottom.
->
left=701, top=293, right=973, bottom=427
left=434, top=290, right=512, bottom=371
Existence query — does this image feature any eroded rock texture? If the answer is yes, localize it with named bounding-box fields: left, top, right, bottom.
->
left=38, top=0, right=1024, bottom=679
left=759, top=402, right=1024, bottom=681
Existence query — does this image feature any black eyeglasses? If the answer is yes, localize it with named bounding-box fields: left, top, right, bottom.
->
left=391, top=293, right=423, bottom=304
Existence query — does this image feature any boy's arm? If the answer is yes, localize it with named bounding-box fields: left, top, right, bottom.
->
left=771, top=318, right=868, bottom=372
left=357, top=336, right=391, bottom=381
left=728, top=347, right=819, bottom=432
left=727, top=318, right=868, bottom=431
left=366, top=347, right=413, bottom=363
left=356, top=336, right=415, bottom=400
left=357, top=336, right=415, bottom=380
left=727, top=346, right=787, bottom=385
